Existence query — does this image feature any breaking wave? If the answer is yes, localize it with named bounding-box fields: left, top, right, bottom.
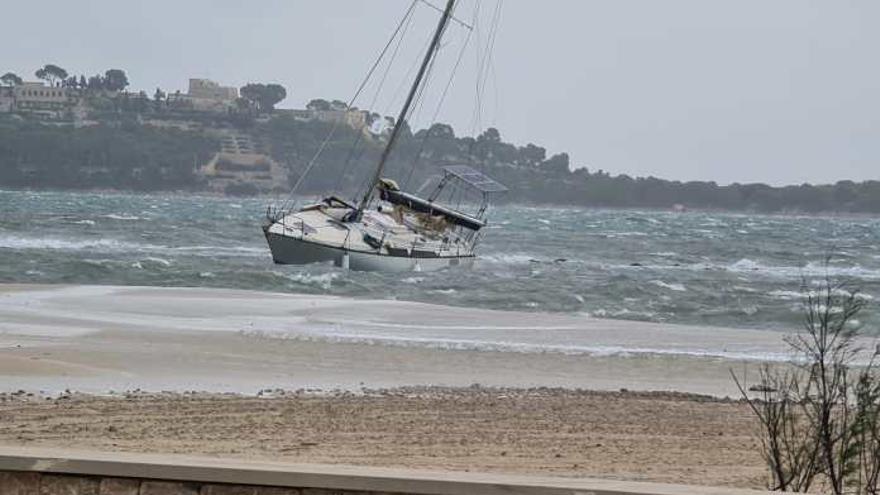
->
left=239, top=329, right=796, bottom=363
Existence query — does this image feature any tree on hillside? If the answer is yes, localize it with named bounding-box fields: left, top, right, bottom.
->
left=152, top=88, right=166, bottom=112
left=541, top=152, right=570, bottom=174
left=262, top=83, right=287, bottom=111
left=35, top=64, right=68, bottom=87
left=239, top=84, right=262, bottom=110
left=518, top=143, right=546, bottom=167
left=87, top=74, right=104, bottom=90
left=478, top=127, right=501, bottom=143
left=306, top=98, right=331, bottom=111
left=79, top=75, right=88, bottom=89
left=426, top=122, right=455, bottom=139
left=240, top=83, right=287, bottom=113
left=104, top=69, right=129, bottom=91
left=0, top=72, right=23, bottom=86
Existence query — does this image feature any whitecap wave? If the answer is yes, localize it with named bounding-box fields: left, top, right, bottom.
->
left=103, top=214, right=143, bottom=221
left=0, top=235, right=142, bottom=251
left=277, top=271, right=339, bottom=290
left=770, top=288, right=874, bottom=301
left=143, top=257, right=172, bottom=267
left=650, top=252, right=678, bottom=257
left=650, top=280, right=687, bottom=292
left=478, top=253, right=538, bottom=265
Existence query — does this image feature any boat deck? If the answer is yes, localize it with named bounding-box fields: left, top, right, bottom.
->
left=267, top=206, right=472, bottom=258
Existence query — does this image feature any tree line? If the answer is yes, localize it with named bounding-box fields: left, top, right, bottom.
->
left=260, top=115, right=880, bottom=214
left=2, top=64, right=130, bottom=92
left=0, top=119, right=216, bottom=191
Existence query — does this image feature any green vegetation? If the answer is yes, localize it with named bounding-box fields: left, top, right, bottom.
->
left=1, top=72, right=23, bottom=87
left=239, top=83, right=287, bottom=113
left=0, top=119, right=216, bottom=191
left=34, top=64, right=68, bottom=87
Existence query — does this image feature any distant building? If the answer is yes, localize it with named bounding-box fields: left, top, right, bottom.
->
left=0, top=87, right=13, bottom=113
left=166, top=78, right=239, bottom=113
left=278, top=107, right=368, bottom=131
left=188, top=78, right=238, bottom=101
left=0, top=82, right=80, bottom=119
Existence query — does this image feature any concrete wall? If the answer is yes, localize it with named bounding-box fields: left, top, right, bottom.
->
left=0, top=447, right=772, bottom=495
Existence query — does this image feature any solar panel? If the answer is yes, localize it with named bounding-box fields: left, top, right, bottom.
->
left=442, top=165, right=508, bottom=193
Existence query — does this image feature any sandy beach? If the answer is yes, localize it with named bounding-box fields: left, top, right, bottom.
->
left=0, top=388, right=766, bottom=489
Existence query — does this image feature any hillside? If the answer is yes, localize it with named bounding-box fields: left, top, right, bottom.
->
left=1, top=111, right=879, bottom=213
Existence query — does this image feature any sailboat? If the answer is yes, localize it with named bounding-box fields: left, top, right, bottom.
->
left=262, top=0, right=507, bottom=272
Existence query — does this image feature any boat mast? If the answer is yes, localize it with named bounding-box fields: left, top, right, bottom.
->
left=355, top=0, right=456, bottom=215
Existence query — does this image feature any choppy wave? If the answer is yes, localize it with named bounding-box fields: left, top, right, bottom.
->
left=2, top=189, right=880, bottom=332
left=0, top=234, right=265, bottom=258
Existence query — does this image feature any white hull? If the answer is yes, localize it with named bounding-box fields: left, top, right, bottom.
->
left=265, top=231, right=474, bottom=272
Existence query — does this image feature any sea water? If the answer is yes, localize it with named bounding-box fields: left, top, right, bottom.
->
left=2, top=188, right=879, bottom=333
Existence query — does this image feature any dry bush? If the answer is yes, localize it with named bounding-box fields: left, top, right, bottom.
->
left=733, top=270, right=879, bottom=494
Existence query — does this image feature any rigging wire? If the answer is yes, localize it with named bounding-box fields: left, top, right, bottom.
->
left=278, top=0, right=419, bottom=214
left=466, top=0, right=502, bottom=168
left=355, top=2, right=455, bottom=207
left=419, top=0, right=474, bottom=30
left=474, top=0, right=502, bottom=135
left=383, top=22, right=437, bottom=127
left=356, top=0, right=458, bottom=214
left=481, top=2, right=503, bottom=131
left=333, top=2, right=418, bottom=196
left=403, top=14, right=474, bottom=189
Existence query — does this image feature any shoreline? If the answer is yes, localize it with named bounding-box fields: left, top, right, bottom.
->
left=0, top=283, right=799, bottom=397
left=4, top=187, right=880, bottom=219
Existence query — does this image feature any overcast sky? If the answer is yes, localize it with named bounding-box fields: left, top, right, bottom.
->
left=5, top=1, right=878, bottom=185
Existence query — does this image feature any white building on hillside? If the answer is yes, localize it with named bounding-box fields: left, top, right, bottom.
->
left=188, top=78, right=238, bottom=101
left=0, top=82, right=80, bottom=119
left=166, top=78, right=239, bottom=113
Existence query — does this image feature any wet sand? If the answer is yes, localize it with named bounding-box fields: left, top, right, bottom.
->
left=0, top=388, right=766, bottom=489
left=0, top=284, right=793, bottom=396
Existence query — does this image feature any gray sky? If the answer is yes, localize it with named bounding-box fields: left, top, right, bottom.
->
left=5, top=1, right=878, bottom=185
